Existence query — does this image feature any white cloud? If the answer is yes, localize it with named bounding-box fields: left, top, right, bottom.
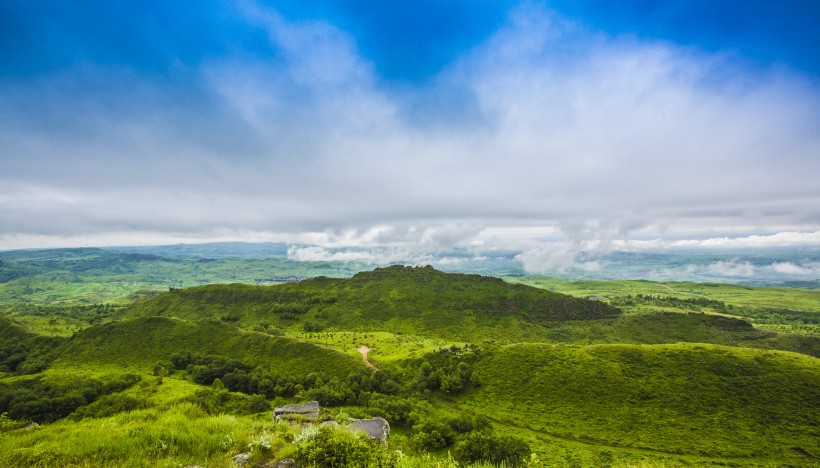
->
left=671, top=231, right=820, bottom=248
left=770, top=262, right=819, bottom=276
left=1, top=2, right=819, bottom=250
left=287, top=246, right=374, bottom=263
left=706, top=260, right=756, bottom=277
left=514, top=244, right=607, bottom=274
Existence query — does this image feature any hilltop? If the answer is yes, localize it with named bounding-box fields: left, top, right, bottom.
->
left=122, top=265, right=621, bottom=341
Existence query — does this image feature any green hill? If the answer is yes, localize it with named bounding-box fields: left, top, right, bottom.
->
left=541, top=312, right=820, bottom=357
left=456, top=342, right=820, bottom=464
left=52, top=316, right=363, bottom=377
left=123, top=265, right=620, bottom=341
left=0, top=317, right=63, bottom=375
left=2, top=264, right=819, bottom=466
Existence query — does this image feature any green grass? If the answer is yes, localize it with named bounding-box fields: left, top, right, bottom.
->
left=0, top=248, right=363, bottom=306
left=0, top=403, right=281, bottom=467
left=2, top=315, right=86, bottom=337
left=122, top=266, right=620, bottom=343
left=535, top=312, right=820, bottom=357
left=3, top=265, right=820, bottom=467
left=52, top=317, right=364, bottom=378
left=510, top=276, right=816, bottom=304
left=292, top=331, right=465, bottom=365
left=510, top=276, right=820, bottom=312
left=456, top=342, right=820, bottom=464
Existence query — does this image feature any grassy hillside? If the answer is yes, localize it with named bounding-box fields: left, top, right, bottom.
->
left=456, top=342, right=820, bottom=464
left=123, top=266, right=820, bottom=357
left=123, top=266, right=620, bottom=341
left=511, top=277, right=819, bottom=323
left=538, top=312, right=820, bottom=357
left=52, top=317, right=363, bottom=378
left=0, top=317, right=63, bottom=375
left=3, top=263, right=819, bottom=466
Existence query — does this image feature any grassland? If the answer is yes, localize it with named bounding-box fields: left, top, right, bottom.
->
left=456, top=343, right=819, bottom=465
left=290, top=330, right=465, bottom=365
left=510, top=276, right=819, bottom=313
left=53, top=317, right=363, bottom=378
left=1, top=257, right=819, bottom=467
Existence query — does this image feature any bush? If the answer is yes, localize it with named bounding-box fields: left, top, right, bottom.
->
left=296, top=426, right=397, bottom=467
left=411, top=418, right=456, bottom=450
left=70, top=394, right=147, bottom=420
left=453, top=432, right=531, bottom=466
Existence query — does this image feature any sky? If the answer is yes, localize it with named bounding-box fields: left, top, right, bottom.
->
left=1, top=0, right=820, bottom=273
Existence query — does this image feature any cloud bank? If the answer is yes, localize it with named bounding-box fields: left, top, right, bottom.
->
left=1, top=2, right=819, bottom=253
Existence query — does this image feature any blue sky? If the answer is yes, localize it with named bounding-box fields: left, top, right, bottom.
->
left=1, top=1, right=819, bottom=272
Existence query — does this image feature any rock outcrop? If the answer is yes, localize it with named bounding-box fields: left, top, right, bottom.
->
left=273, top=401, right=320, bottom=422
left=231, top=452, right=250, bottom=466
left=347, top=417, right=390, bottom=444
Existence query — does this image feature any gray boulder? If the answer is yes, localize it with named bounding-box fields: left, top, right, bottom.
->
left=232, top=452, right=250, bottom=466
left=273, top=401, right=320, bottom=422
left=347, top=417, right=390, bottom=444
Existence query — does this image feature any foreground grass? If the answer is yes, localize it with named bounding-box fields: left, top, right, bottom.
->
left=0, top=403, right=274, bottom=467
left=0, top=404, right=537, bottom=468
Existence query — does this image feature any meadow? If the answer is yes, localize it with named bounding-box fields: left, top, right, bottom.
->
left=1, top=251, right=818, bottom=466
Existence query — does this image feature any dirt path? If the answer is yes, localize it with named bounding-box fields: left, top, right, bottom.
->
left=357, top=345, right=378, bottom=370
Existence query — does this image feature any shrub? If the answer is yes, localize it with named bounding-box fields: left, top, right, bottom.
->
left=70, top=394, right=148, bottom=420
left=411, top=418, right=456, bottom=450
left=296, top=426, right=397, bottom=467
left=453, top=432, right=531, bottom=466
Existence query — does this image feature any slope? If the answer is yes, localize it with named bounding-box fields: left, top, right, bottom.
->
left=52, top=317, right=363, bottom=378
left=0, top=317, right=64, bottom=375
left=123, top=265, right=621, bottom=341
left=456, top=342, right=819, bottom=464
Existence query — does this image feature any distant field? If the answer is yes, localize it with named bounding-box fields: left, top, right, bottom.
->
left=0, top=248, right=362, bottom=305
left=507, top=276, right=820, bottom=311
left=508, top=276, right=820, bottom=339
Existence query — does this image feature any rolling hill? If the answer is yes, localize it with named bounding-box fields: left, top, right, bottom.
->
left=52, top=316, right=363, bottom=378
left=457, top=342, right=820, bottom=464
left=122, top=265, right=621, bottom=341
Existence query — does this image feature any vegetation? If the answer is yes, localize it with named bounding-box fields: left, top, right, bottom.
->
left=0, top=373, right=140, bottom=423
left=0, top=317, right=62, bottom=374
left=1, top=258, right=818, bottom=466
left=54, top=317, right=362, bottom=377
left=0, top=248, right=361, bottom=305
left=457, top=342, right=819, bottom=462
left=123, top=265, right=621, bottom=342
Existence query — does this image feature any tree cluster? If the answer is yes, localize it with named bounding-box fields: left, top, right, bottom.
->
left=0, top=374, right=140, bottom=423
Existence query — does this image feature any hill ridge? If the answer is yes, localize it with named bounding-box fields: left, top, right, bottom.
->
left=122, top=266, right=621, bottom=341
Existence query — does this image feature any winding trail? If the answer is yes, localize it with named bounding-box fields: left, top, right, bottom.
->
left=357, top=345, right=378, bottom=370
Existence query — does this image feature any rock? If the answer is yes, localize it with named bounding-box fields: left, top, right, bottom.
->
left=273, top=401, right=320, bottom=423
left=274, top=459, right=297, bottom=467
left=232, top=452, right=250, bottom=466
left=347, top=417, right=390, bottom=444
